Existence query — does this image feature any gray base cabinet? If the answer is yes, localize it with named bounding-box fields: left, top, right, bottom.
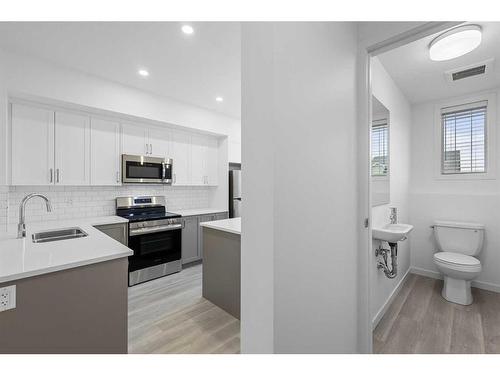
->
left=0, top=258, right=128, bottom=354
left=181, top=216, right=200, bottom=264
left=181, top=211, right=229, bottom=265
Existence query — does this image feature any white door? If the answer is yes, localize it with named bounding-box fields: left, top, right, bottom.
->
left=190, top=134, right=207, bottom=186
left=11, top=103, right=55, bottom=185
left=54, top=111, right=91, bottom=185
left=171, top=130, right=191, bottom=185
left=206, top=137, right=219, bottom=186
left=90, top=117, right=121, bottom=185
left=122, top=123, right=148, bottom=156
left=148, top=127, right=171, bottom=159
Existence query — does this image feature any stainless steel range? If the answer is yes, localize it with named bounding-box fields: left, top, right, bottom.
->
left=116, top=196, right=182, bottom=286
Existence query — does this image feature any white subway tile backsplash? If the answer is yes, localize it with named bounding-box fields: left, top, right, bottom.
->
left=1, top=185, right=213, bottom=227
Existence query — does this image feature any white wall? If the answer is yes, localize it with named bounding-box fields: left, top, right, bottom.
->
left=240, top=23, right=274, bottom=354
left=0, top=48, right=241, bottom=187
left=370, top=57, right=412, bottom=324
left=241, top=22, right=358, bottom=353
left=409, top=89, right=500, bottom=291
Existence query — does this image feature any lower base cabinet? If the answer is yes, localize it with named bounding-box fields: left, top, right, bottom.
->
left=181, top=212, right=229, bottom=265
left=0, top=258, right=128, bottom=354
left=181, top=216, right=200, bottom=264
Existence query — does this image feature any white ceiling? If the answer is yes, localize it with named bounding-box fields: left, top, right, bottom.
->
left=0, top=22, right=241, bottom=118
left=378, top=22, right=500, bottom=104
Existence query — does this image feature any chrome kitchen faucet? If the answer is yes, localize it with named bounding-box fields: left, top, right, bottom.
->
left=18, top=193, right=52, bottom=238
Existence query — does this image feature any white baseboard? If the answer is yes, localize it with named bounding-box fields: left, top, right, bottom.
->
left=409, top=266, right=500, bottom=293
left=372, top=268, right=411, bottom=329
left=409, top=266, right=442, bottom=280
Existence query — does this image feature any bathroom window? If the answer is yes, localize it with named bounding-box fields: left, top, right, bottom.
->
left=371, top=119, right=389, bottom=177
left=441, top=101, right=487, bottom=175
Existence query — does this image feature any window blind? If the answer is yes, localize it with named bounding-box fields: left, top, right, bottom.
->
left=371, top=119, right=388, bottom=177
left=441, top=101, right=487, bottom=175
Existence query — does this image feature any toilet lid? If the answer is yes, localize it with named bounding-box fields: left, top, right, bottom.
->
left=434, top=252, right=480, bottom=266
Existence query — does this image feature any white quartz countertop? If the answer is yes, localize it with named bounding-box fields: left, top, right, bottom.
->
left=172, top=208, right=228, bottom=217
left=0, top=216, right=132, bottom=284
left=200, top=217, right=241, bottom=235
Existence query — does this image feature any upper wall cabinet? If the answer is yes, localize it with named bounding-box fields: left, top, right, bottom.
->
left=10, top=100, right=222, bottom=187
left=11, top=103, right=55, bottom=185
left=205, top=137, right=219, bottom=186
left=54, top=111, right=91, bottom=185
left=122, top=123, right=171, bottom=159
left=148, top=127, right=171, bottom=159
left=11, top=104, right=91, bottom=186
left=171, top=130, right=191, bottom=185
left=191, top=134, right=219, bottom=186
left=121, top=123, right=148, bottom=156
left=90, top=117, right=121, bottom=185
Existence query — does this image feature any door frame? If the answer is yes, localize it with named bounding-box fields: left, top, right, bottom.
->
left=357, top=21, right=463, bottom=353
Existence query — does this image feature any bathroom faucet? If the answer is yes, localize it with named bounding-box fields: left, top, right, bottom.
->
left=18, top=193, right=52, bottom=238
left=389, top=207, right=397, bottom=224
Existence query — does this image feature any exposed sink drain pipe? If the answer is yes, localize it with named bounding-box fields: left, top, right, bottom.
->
left=376, top=242, right=398, bottom=279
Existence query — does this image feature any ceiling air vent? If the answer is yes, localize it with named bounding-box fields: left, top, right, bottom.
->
left=445, top=58, right=494, bottom=82
left=452, top=65, right=486, bottom=81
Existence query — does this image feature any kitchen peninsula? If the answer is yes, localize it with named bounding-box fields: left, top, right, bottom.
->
left=200, top=217, right=241, bottom=319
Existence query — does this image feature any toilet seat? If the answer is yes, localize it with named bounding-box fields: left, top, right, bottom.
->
left=434, top=252, right=480, bottom=266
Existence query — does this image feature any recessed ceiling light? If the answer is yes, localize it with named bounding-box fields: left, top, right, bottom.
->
left=182, top=25, right=194, bottom=35
left=215, top=97, right=224, bottom=102
left=138, top=69, right=149, bottom=77
left=429, top=25, right=482, bottom=61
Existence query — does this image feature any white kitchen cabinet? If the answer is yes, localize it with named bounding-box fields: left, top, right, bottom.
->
left=206, top=137, right=219, bottom=186
left=122, top=123, right=172, bottom=159
left=148, top=127, right=171, bottom=159
left=54, top=111, right=91, bottom=185
left=10, top=100, right=222, bottom=189
left=90, top=117, right=121, bottom=185
left=191, top=134, right=207, bottom=186
left=11, top=103, right=55, bottom=185
left=121, top=123, right=148, bottom=156
left=171, top=130, right=191, bottom=185
left=190, top=134, right=219, bottom=186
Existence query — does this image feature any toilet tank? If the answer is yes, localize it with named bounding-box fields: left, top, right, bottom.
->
left=433, top=221, right=484, bottom=256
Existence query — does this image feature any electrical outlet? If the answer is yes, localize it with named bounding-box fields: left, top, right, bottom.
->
left=0, top=285, right=16, bottom=312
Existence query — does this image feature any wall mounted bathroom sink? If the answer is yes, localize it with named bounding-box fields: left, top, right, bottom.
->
left=372, top=223, right=414, bottom=243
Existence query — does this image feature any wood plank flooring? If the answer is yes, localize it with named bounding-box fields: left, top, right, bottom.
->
left=374, top=274, right=500, bottom=354
left=128, top=263, right=240, bottom=354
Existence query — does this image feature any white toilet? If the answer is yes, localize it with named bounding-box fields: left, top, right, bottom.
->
left=432, top=221, right=484, bottom=305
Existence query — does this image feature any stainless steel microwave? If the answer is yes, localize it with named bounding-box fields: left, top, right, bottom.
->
left=122, top=154, right=173, bottom=184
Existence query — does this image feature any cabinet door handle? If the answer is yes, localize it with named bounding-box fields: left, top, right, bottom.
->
left=145, top=143, right=149, bottom=154
left=150, top=143, right=153, bottom=154
left=49, top=168, right=53, bottom=183
left=173, top=173, right=176, bottom=184
left=116, top=171, right=120, bottom=183
left=56, top=169, right=60, bottom=183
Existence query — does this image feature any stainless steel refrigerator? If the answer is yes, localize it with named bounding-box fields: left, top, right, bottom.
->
left=229, top=170, right=242, bottom=218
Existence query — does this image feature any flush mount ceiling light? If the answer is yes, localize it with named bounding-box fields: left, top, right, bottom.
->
left=429, top=25, right=482, bottom=61
left=138, top=69, right=149, bottom=77
left=215, top=96, right=224, bottom=102
left=182, top=25, right=194, bottom=35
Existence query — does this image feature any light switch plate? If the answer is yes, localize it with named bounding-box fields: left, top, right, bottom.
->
left=0, top=285, right=16, bottom=312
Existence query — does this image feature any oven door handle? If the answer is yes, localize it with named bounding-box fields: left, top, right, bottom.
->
left=129, top=224, right=182, bottom=236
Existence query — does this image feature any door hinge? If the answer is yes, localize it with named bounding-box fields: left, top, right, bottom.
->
left=364, top=218, right=369, bottom=228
